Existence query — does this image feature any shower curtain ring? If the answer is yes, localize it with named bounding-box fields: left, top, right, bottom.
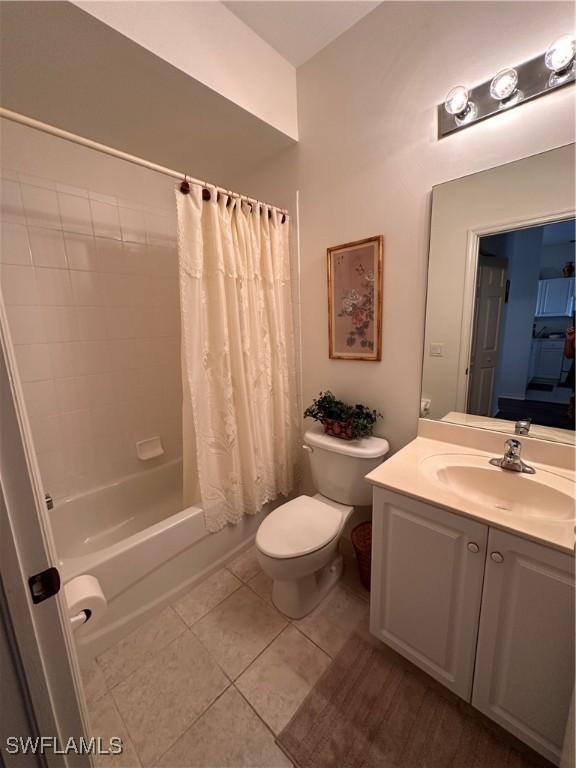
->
left=180, top=175, right=190, bottom=194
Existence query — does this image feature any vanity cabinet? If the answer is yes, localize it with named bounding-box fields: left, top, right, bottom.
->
left=473, top=528, right=575, bottom=760
left=371, top=488, right=575, bottom=764
left=370, top=490, right=488, bottom=699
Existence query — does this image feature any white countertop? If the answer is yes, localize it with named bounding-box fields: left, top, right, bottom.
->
left=366, top=435, right=575, bottom=556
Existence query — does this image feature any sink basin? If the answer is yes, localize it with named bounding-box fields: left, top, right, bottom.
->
left=420, top=453, right=575, bottom=521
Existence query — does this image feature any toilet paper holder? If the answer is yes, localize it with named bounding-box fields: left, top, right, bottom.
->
left=70, top=608, right=91, bottom=628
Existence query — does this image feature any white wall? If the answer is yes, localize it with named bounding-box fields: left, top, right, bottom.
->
left=74, top=1, right=298, bottom=140
left=0, top=121, right=182, bottom=500
left=237, top=1, right=575, bottom=452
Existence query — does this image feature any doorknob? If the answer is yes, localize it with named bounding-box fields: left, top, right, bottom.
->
left=490, top=551, right=504, bottom=563
left=467, top=542, right=480, bottom=553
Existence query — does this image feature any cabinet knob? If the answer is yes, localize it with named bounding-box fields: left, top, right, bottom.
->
left=490, top=551, right=504, bottom=563
left=467, top=542, right=480, bottom=554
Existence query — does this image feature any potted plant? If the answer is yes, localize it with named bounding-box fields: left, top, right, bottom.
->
left=304, top=391, right=382, bottom=441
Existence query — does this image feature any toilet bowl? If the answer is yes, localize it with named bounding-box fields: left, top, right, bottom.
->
left=255, top=428, right=390, bottom=619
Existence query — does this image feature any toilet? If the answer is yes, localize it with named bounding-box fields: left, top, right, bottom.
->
left=255, top=428, right=390, bottom=619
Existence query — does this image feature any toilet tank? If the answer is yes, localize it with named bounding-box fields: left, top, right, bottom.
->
left=303, top=429, right=390, bottom=506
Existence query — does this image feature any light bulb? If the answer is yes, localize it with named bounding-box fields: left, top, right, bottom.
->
left=545, top=34, right=576, bottom=73
left=490, top=68, right=519, bottom=101
left=444, top=85, right=470, bottom=116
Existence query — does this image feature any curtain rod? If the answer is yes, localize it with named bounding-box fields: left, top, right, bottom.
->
left=0, top=108, right=289, bottom=217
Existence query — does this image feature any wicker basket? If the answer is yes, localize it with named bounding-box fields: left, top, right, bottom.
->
left=351, top=521, right=372, bottom=591
left=324, top=419, right=355, bottom=440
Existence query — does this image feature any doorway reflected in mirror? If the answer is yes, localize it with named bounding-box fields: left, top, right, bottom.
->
left=468, top=219, right=575, bottom=432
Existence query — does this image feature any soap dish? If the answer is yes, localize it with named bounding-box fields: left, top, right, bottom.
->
left=136, top=436, right=164, bottom=461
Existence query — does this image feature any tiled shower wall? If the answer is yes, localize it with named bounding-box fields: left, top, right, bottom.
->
left=0, top=171, right=182, bottom=500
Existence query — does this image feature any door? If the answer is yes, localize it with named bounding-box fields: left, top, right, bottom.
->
left=370, top=489, right=488, bottom=700
left=472, top=529, right=575, bottom=765
left=467, top=256, right=507, bottom=416
left=0, top=300, right=90, bottom=766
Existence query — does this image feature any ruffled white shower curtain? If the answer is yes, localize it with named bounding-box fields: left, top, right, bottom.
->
left=176, top=185, right=299, bottom=532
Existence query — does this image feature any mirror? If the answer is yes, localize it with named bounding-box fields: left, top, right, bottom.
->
left=422, top=145, right=575, bottom=444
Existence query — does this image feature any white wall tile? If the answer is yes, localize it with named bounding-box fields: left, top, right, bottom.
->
left=6, top=306, right=47, bottom=344
left=35, top=268, right=73, bottom=306
left=23, top=379, right=58, bottom=419
left=119, top=206, right=147, bottom=244
left=20, top=185, right=61, bottom=230
left=14, top=343, right=53, bottom=382
left=77, top=306, right=107, bottom=341
left=28, top=227, right=67, bottom=268
left=4, top=169, right=181, bottom=500
left=90, top=199, right=121, bottom=240
left=43, top=307, right=79, bottom=342
left=0, top=222, right=32, bottom=265
left=64, top=234, right=98, bottom=271
left=0, top=180, right=26, bottom=224
left=70, top=270, right=103, bottom=306
left=58, top=193, right=93, bottom=235
left=0, top=265, right=38, bottom=305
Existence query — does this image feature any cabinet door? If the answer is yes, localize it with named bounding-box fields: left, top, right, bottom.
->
left=535, top=342, right=564, bottom=380
left=536, top=278, right=574, bottom=317
left=472, top=529, right=575, bottom=764
left=370, top=489, right=488, bottom=699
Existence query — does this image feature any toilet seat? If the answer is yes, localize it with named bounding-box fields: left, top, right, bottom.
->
left=256, top=495, right=343, bottom=559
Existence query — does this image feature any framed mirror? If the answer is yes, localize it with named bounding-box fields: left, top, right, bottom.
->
left=422, top=144, right=575, bottom=444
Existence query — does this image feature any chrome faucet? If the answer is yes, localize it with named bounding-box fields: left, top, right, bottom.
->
left=489, top=439, right=535, bottom=474
left=515, top=419, right=531, bottom=436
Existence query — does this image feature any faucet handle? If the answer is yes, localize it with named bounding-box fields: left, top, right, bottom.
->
left=504, top=438, right=521, bottom=456
left=515, top=418, right=531, bottom=435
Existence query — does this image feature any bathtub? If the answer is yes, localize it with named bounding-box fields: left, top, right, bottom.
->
left=52, top=460, right=269, bottom=658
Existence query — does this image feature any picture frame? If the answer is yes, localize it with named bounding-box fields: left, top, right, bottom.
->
left=327, top=235, right=383, bottom=361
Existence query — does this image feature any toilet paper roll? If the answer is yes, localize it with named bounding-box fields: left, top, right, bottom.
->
left=64, top=575, right=107, bottom=632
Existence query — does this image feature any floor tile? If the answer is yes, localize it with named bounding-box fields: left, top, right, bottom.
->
left=157, top=686, right=292, bottom=768
left=88, top=693, right=141, bottom=767
left=82, top=659, right=108, bottom=705
left=341, top=557, right=370, bottom=603
left=293, top=584, right=369, bottom=657
left=97, top=607, right=186, bottom=687
left=246, top=570, right=274, bottom=605
left=227, top=545, right=261, bottom=583
left=191, top=587, right=287, bottom=679
left=236, top=625, right=331, bottom=734
left=111, top=632, right=229, bottom=766
left=173, top=568, right=242, bottom=627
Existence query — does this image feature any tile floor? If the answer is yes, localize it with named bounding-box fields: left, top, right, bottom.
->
left=83, top=546, right=370, bottom=767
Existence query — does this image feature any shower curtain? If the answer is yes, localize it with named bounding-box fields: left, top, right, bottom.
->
left=176, top=185, right=299, bottom=532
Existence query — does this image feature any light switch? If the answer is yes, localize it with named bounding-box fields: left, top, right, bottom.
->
left=430, top=343, right=444, bottom=357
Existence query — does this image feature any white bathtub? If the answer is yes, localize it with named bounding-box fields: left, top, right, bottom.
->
left=52, top=460, right=269, bottom=658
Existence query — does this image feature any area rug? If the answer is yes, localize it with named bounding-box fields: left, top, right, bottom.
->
left=277, top=631, right=552, bottom=768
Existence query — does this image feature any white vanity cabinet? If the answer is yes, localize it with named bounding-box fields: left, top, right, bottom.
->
left=371, top=488, right=575, bottom=764
left=370, top=489, right=488, bottom=699
left=473, top=528, right=575, bottom=761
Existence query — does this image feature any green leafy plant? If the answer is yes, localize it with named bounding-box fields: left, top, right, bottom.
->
left=304, top=391, right=382, bottom=440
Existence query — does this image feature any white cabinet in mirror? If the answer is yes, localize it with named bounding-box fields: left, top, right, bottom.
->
left=422, top=144, right=575, bottom=445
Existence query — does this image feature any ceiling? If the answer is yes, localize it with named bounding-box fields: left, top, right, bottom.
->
left=223, top=1, right=380, bottom=67
left=0, top=2, right=295, bottom=190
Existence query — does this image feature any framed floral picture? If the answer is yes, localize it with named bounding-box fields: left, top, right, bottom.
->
left=327, top=235, right=383, bottom=361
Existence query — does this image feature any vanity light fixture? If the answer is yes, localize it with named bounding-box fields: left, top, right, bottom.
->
left=490, top=68, right=522, bottom=107
left=438, top=34, right=575, bottom=138
left=444, top=86, right=477, bottom=125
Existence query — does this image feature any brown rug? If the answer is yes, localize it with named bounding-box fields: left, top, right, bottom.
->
left=277, top=631, right=553, bottom=768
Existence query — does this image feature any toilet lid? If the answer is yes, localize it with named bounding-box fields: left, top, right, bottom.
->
left=256, top=495, right=343, bottom=559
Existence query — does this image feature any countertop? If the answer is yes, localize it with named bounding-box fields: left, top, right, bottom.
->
left=366, top=436, right=575, bottom=556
